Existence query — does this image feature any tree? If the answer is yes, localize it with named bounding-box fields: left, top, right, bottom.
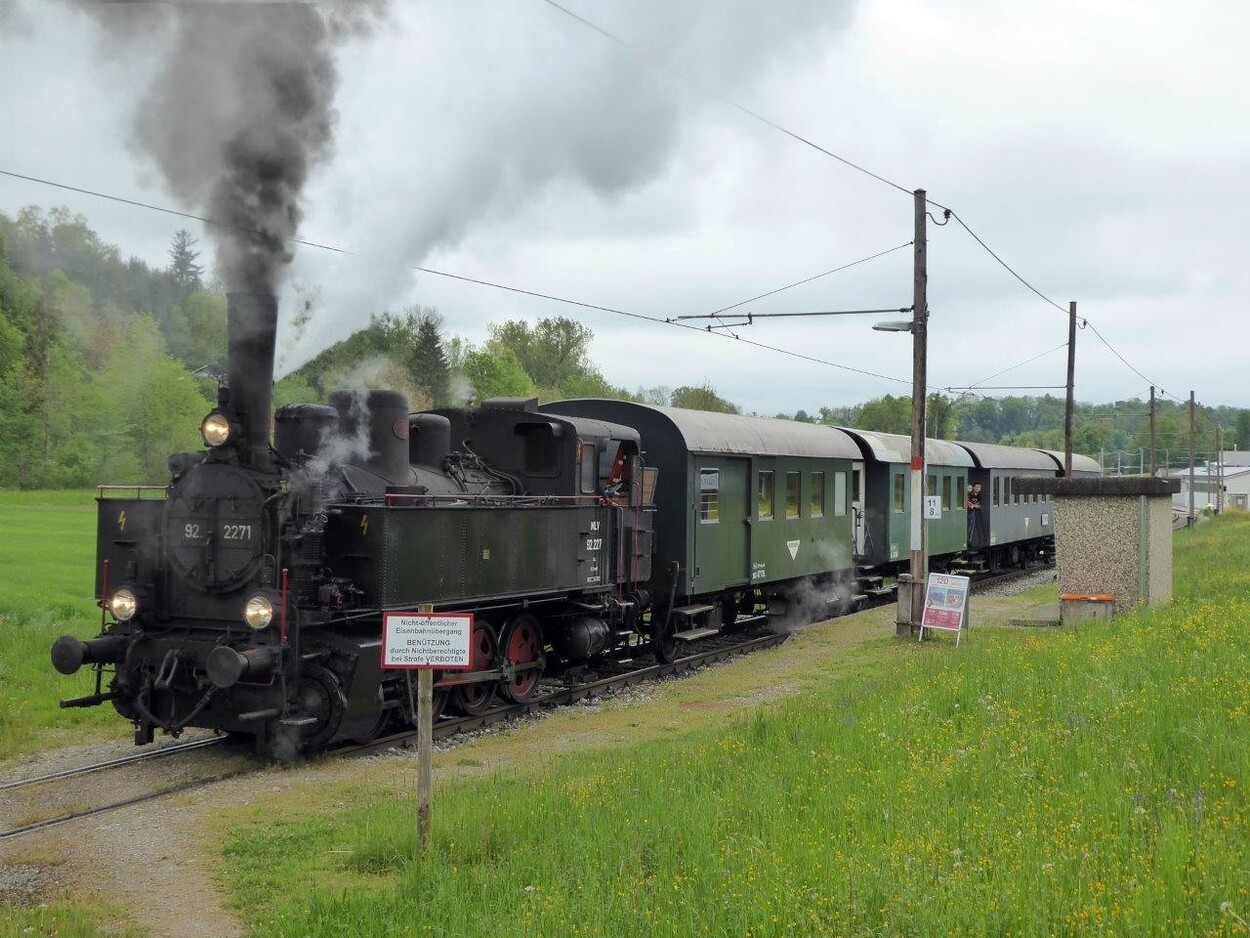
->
left=168, top=230, right=204, bottom=290
left=406, top=308, right=451, bottom=408
left=462, top=347, right=535, bottom=401
left=857, top=394, right=911, bottom=435
left=635, top=385, right=671, bottom=406
left=926, top=393, right=956, bottom=439
left=486, top=317, right=595, bottom=395
left=669, top=383, right=740, bottom=414
left=1236, top=410, right=1250, bottom=451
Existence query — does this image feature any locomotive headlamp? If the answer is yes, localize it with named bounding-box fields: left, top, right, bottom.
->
left=109, top=588, right=138, bottom=621
left=200, top=412, right=232, bottom=447
left=243, top=594, right=275, bottom=630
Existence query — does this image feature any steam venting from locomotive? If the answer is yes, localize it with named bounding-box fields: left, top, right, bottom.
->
left=73, top=1, right=387, bottom=457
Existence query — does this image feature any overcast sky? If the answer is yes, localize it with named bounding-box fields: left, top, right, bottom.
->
left=2, top=0, right=1247, bottom=415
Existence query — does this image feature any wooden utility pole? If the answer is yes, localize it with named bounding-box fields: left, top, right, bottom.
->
left=906, top=188, right=928, bottom=635
left=416, top=602, right=434, bottom=853
left=1149, top=386, right=1157, bottom=476
left=1216, top=425, right=1224, bottom=513
left=1064, top=301, right=1077, bottom=474
left=1188, top=391, right=1196, bottom=524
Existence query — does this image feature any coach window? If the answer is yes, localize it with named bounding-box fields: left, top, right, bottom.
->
left=892, top=472, right=905, bottom=513
left=834, top=471, right=848, bottom=517
left=1004, top=477, right=1013, bottom=505
left=956, top=475, right=966, bottom=509
left=927, top=473, right=938, bottom=498
left=579, top=443, right=597, bottom=494
left=942, top=475, right=953, bottom=511
left=811, top=471, right=826, bottom=518
left=993, top=477, right=1001, bottom=506
left=785, top=472, right=801, bottom=519
left=758, top=471, right=775, bottom=520
left=699, top=468, right=719, bottom=523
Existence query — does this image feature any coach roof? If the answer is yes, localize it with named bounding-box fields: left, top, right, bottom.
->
left=542, top=401, right=861, bottom=459
left=957, top=440, right=1059, bottom=471
left=837, top=427, right=974, bottom=467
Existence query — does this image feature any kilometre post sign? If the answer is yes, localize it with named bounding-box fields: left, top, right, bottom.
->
left=382, top=613, right=473, bottom=669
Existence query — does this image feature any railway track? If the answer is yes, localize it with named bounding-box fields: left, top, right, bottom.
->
left=0, top=625, right=788, bottom=842
left=0, top=736, right=225, bottom=793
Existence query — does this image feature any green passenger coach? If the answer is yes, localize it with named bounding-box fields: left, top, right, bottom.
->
left=543, top=401, right=862, bottom=633
left=836, top=428, right=975, bottom=570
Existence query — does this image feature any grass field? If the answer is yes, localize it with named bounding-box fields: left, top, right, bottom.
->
left=0, top=490, right=128, bottom=763
left=3, top=504, right=1249, bottom=936
left=207, top=514, right=1249, bottom=937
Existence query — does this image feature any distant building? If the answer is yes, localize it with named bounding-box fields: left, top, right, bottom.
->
left=1166, top=453, right=1250, bottom=512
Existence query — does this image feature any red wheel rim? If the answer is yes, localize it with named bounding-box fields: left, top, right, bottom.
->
left=452, top=621, right=497, bottom=715
left=502, top=615, right=542, bottom=702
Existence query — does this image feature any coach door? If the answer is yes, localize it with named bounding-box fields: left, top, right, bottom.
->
left=692, top=456, right=750, bottom=591
left=851, top=461, right=866, bottom=558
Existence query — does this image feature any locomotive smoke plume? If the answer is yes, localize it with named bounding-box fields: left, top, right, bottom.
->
left=72, top=1, right=385, bottom=293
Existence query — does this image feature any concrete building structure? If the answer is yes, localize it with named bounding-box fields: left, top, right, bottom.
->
left=1015, top=476, right=1180, bottom=619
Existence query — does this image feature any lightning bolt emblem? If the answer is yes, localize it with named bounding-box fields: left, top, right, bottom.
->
left=360, top=515, right=370, bottom=536
left=118, top=510, right=127, bottom=532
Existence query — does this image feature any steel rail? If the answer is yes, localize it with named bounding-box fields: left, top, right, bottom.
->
left=0, top=737, right=225, bottom=793
left=0, top=769, right=252, bottom=842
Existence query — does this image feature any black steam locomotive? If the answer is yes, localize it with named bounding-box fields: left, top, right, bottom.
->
left=52, top=294, right=661, bottom=756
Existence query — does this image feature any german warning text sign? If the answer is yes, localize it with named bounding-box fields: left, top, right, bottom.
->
left=920, top=572, right=969, bottom=642
left=382, top=612, right=474, bottom=669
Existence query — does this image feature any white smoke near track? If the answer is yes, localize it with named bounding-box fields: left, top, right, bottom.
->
left=279, top=0, right=857, bottom=371
left=769, top=539, right=856, bottom=633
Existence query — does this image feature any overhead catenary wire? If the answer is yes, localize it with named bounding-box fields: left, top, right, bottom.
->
left=534, top=3, right=1188, bottom=410
left=0, top=167, right=913, bottom=388
left=1083, top=319, right=1176, bottom=402
left=703, top=240, right=913, bottom=317
left=957, top=342, right=1070, bottom=392
left=538, top=0, right=914, bottom=198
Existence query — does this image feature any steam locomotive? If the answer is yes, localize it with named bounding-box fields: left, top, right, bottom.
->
left=51, top=292, right=1094, bottom=758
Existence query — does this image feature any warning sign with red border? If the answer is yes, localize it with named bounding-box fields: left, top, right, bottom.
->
left=382, top=612, right=474, bottom=669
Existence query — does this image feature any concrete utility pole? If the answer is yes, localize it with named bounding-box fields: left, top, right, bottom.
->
left=1064, top=301, right=1077, bottom=475
left=1188, top=391, right=1195, bottom=524
left=1149, top=386, right=1157, bottom=476
left=906, top=188, right=928, bottom=635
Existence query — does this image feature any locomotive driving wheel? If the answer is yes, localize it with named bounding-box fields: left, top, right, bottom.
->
left=500, top=613, right=543, bottom=703
left=452, top=620, right=497, bottom=716
left=291, top=663, right=347, bottom=753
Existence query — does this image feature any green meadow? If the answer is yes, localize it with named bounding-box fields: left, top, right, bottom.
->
left=0, top=490, right=126, bottom=762
left=212, top=514, right=1250, bottom=937
left=3, top=504, right=1249, bottom=936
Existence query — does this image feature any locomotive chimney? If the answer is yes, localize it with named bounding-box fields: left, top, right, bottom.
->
left=227, top=292, right=278, bottom=468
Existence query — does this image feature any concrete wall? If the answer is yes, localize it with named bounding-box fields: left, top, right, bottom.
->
left=1143, top=495, right=1173, bottom=606
left=1051, top=494, right=1173, bottom=613
left=1015, top=476, right=1179, bottom=616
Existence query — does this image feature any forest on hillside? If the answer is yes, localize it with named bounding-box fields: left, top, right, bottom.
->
left=1, top=207, right=1246, bottom=489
